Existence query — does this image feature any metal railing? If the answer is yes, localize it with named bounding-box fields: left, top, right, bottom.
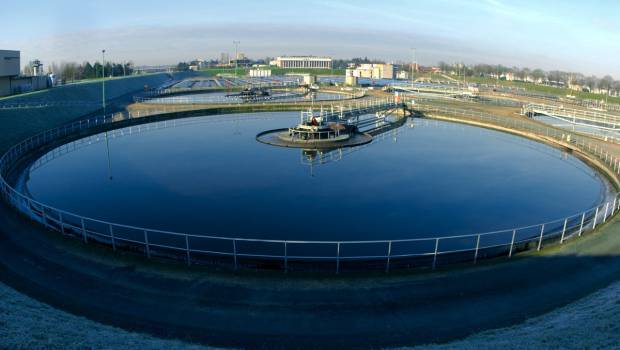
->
left=1, top=103, right=619, bottom=273
left=0, top=101, right=101, bottom=110
left=146, top=78, right=303, bottom=97
left=135, top=89, right=366, bottom=105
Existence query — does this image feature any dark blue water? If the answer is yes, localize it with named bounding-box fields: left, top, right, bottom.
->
left=23, top=112, right=607, bottom=241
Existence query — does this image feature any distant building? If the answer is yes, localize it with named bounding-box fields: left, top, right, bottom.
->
left=219, top=53, right=230, bottom=65
left=0, top=50, right=20, bottom=96
left=249, top=69, right=272, bottom=77
left=416, top=65, right=441, bottom=74
left=396, top=71, right=409, bottom=80
left=0, top=50, right=50, bottom=97
left=345, top=74, right=358, bottom=86
left=230, top=57, right=252, bottom=68
left=346, top=63, right=395, bottom=79
left=500, top=72, right=515, bottom=81
left=272, top=56, right=332, bottom=69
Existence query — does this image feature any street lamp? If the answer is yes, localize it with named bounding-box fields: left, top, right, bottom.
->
left=410, top=47, right=416, bottom=88
left=100, top=49, right=113, bottom=180
left=233, top=40, right=240, bottom=77
left=102, top=49, right=106, bottom=116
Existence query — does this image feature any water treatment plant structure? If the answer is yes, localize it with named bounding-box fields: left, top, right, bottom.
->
left=3, top=75, right=620, bottom=349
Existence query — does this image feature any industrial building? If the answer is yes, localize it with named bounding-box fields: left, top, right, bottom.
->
left=249, top=69, right=272, bottom=77
left=0, top=50, right=51, bottom=97
left=346, top=63, right=395, bottom=80
left=271, top=56, right=332, bottom=69
left=0, top=50, right=21, bottom=96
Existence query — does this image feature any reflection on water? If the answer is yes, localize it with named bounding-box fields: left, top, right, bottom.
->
left=23, top=112, right=607, bottom=241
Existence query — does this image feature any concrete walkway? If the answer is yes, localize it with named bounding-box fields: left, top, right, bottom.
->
left=2, top=198, right=620, bottom=349
left=3, top=99, right=620, bottom=349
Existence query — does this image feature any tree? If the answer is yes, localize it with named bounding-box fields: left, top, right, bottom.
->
left=531, top=69, right=545, bottom=82
left=599, top=75, right=614, bottom=92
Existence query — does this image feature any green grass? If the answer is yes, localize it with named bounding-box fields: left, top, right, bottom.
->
left=0, top=72, right=167, bottom=102
left=462, top=75, right=620, bottom=104
left=0, top=73, right=177, bottom=152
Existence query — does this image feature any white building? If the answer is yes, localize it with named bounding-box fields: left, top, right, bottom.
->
left=346, top=63, right=394, bottom=80
left=396, top=71, right=409, bottom=80
left=249, top=69, right=272, bottom=77
left=0, top=50, right=20, bottom=96
left=272, top=56, right=332, bottom=69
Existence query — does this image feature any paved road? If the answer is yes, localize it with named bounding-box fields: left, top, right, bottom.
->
left=2, top=201, right=620, bottom=349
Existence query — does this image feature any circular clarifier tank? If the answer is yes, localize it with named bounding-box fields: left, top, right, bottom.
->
left=20, top=112, right=609, bottom=244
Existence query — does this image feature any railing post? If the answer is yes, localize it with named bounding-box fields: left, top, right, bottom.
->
left=185, top=235, right=191, bottom=266
left=613, top=197, right=617, bottom=216
left=537, top=224, right=545, bottom=250
left=508, top=229, right=516, bottom=257
left=41, top=206, right=48, bottom=228
left=109, top=224, right=116, bottom=251
left=284, top=241, right=288, bottom=272
left=143, top=230, right=151, bottom=258
left=232, top=239, right=238, bottom=270
left=473, top=234, right=481, bottom=264
left=432, top=238, right=439, bottom=269
left=81, top=217, right=87, bottom=243
left=603, top=202, right=610, bottom=222
left=336, top=242, right=341, bottom=274
left=560, top=218, right=569, bottom=243
left=593, top=207, right=599, bottom=230
left=59, top=212, right=65, bottom=235
left=578, top=212, right=586, bottom=236
left=385, top=241, right=392, bottom=273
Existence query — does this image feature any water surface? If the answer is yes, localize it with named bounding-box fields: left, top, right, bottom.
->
left=23, top=112, right=607, bottom=241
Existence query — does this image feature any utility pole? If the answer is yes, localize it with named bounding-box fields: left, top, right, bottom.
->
left=410, top=47, right=416, bottom=88
left=233, top=40, right=240, bottom=77
left=102, top=49, right=106, bottom=116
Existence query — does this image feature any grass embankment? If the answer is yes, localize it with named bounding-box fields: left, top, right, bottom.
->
left=200, top=67, right=345, bottom=76
left=0, top=73, right=177, bottom=151
left=463, top=75, right=620, bottom=104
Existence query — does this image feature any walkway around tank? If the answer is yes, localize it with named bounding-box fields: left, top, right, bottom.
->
left=2, top=192, right=620, bottom=349
left=3, top=97, right=620, bottom=348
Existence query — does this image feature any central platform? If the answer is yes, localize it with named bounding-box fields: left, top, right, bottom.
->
left=256, top=127, right=373, bottom=148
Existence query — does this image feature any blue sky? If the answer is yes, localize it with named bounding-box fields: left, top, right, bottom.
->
left=2, top=0, right=619, bottom=76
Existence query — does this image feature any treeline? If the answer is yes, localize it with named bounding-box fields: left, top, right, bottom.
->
left=333, top=57, right=385, bottom=69
left=50, top=61, right=134, bottom=82
left=437, top=62, right=619, bottom=93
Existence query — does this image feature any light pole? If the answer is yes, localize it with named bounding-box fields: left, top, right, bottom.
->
left=101, top=49, right=112, bottom=180
left=233, top=40, right=240, bottom=77
left=102, top=49, right=106, bottom=116
left=410, top=47, right=416, bottom=87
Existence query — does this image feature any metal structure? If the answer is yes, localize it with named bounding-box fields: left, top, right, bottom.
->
left=142, top=78, right=303, bottom=99
left=1, top=103, right=619, bottom=273
left=523, top=103, right=620, bottom=130
left=135, top=90, right=364, bottom=105
left=389, top=83, right=474, bottom=97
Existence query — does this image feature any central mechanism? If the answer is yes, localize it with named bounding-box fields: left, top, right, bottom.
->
left=256, top=98, right=405, bottom=149
left=279, top=110, right=356, bottom=144
left=256, top=107, right=375, bottom=149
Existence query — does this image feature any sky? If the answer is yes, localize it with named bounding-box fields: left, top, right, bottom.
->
left=1, top=0, right=619, bottom=77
